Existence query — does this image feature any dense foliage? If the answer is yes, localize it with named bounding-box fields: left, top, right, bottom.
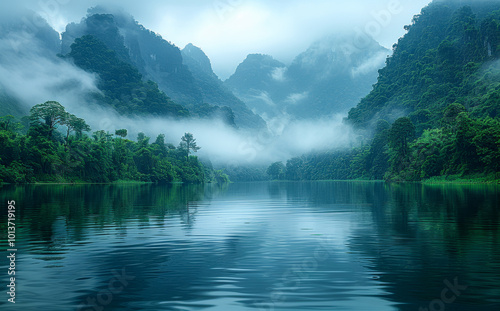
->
left=0, top=101, right=229, bottom=184
left=68, top=35, right=189, bottom=118
left=62, top=11, right=264, bottom=129
left=270, top=111, right=499, bottom=182
left=271, top=1, right=500, bottom=183
left=348, top=1, right=500, bottom=129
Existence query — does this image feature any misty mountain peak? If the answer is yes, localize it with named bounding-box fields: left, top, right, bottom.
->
left=182, top=43, right=216, bottom=78
left=0, top=8, right=60, bottom=56
left=290, top=33, right=388, bottom=75
left=244, top=54, right=286, bottom=68
left=225, top=33, right=390, bottom=119
left=225, top=54, right=285, bottom=87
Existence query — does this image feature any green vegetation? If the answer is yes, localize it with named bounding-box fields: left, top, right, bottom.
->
left=0, top=101, right=223, bottom=184
left=68, top=34, right=189, bottom=117
left=271, top=1, right=500, bottom=183
left=347, top=1, right=500, bottom=128
left=61, top=12, right=264, bottom=129
left=270, top=104, right=500, bottom=184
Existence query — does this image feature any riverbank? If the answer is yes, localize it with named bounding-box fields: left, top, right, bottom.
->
left=421, top=174, right=500, bottom=185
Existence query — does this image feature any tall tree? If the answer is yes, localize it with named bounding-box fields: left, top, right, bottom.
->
left=63, top=113, right=91, bottom=141
left=388, top=117, right=416, bottom=158
left=387, top=117, right=416, bottom=180
left=29, top=101, right=67, bottom=138
left=179, top=132, right=200, bottom=160
left=267, top=161, right=285, bottom=180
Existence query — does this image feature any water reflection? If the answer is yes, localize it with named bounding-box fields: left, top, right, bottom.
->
left=0, top=182, right=498, bottom=310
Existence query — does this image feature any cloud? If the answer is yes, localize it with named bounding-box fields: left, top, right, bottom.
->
left=0, top=0, right=432, bottom=79
left=271, top=67, right=286, bottom=82
left=0, top=30, right=100, bottom=115
left=251, top=91, right=275, bottom=107
left=351, top=49, right=388, bottom=78
left=74, top=112, right=355, bottom=166
left=285, top=92, right=308, bottom=105
left=0, top=24, right=355, bottom=168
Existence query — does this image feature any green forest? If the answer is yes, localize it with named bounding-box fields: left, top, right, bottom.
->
left=2, top=1, right=500, bottom=184
left=0, top=101, right=229, bottom=184
left=269, top=2, right=500, bottom=183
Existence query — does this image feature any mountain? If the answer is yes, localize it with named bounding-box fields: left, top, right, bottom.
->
left=278, top=0, right=500, bottom=182
left=182, top=43, right=218, bottom=79
left=285, top=35, right=389, bottom=118
left=61, top=10, right=203, bottom=106
left=0, top=9, right=61, bottom=117
left=67, top=34, right=189, bottom=117
left=224, top=54, right=288, bottom=118
left=225, top=35, right=389, bottom=119
left=347, top=0, right=500, bottom=130
left=181, top=44, right=266, bottom=129
left=62, top=8, right=265, bottom=129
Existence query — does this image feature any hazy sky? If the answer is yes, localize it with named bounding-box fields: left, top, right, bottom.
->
left=4, top=0, right=432, bottom=78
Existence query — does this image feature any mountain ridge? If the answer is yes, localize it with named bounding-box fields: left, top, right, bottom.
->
left=60, top=8, right=266, bottom=129
left=224, top=34, right=389, bottom=119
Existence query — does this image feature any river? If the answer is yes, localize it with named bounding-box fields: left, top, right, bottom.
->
left=0, top=181, right=499, bottom=310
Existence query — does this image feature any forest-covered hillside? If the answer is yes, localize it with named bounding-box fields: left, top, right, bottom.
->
left=67, top=34, right=189, bottom=118
left=348, top=0, right=500, bottom=129
left=61, top=9, right=265, bottom=129
left=274, top=0, right=500, bottom=182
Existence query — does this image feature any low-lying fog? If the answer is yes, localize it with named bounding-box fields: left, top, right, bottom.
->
left=1, top=29, right=356, bottom=166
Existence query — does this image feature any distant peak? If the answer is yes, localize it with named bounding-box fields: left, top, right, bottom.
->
left=246, top=53, right=276, bottom=60
left=184, top=43, right=197, bottom=49
left=183, top=43, right=204, bottom=55
left=181, top=43, right=215, bottom=77
left=182, top=43, right=208, bottom=58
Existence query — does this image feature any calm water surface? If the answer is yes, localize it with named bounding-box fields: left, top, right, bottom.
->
left=0, top=181, right=499, bottom=311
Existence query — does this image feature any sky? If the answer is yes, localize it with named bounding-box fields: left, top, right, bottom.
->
left=3, top=0, right=432, bottom=79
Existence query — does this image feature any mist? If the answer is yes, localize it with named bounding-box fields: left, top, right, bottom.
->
left=0, top=34, right=98, bottom=112
left=0, top=27, right=356, bottom=168
left=0, top=0, right=432, bottom=79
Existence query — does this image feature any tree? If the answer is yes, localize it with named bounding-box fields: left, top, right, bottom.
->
left=152, top=134, right=167, bottom=156
left=442, top=103, right=466, bottom=130
left=115, top=129, right=128, bottom=138
left=286, top=157, right=303, bottom=180
left=0, top=115, right=23, bottom=133
left=387, top=117, right=417, bottom=180
left=63, top=113, right=91, bottom=141
left=93, top=130, right=113, bottom=142
left=137, top=132, right=150, bottom=147
left=29, top=101, right=67, bottom=138
left=179, top=132, right=200, bottom=160
left=388, top=117, right=416, bottom=157
left=267, top=161, right=285, bottom=180
left=367, top=119, right=390, bottom=179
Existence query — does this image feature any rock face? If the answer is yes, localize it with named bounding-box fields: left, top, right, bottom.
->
left=61, top=8, right=265, bottom=128
left=181, top=44, right=266, bottom=129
